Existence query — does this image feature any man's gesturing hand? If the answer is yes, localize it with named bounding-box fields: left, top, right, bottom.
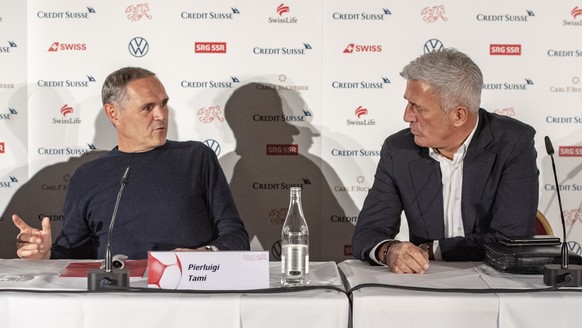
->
left=13, top=214, right=52, bottom=260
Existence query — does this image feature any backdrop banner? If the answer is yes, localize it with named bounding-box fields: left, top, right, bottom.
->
left=1, top=0, right=581, bottom=261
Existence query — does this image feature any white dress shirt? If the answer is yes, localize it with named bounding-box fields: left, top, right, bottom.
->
left=369, top=116, right=479, bottom=264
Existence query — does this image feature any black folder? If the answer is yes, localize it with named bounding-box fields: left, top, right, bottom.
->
left=484, top=242, right=582, bottom=274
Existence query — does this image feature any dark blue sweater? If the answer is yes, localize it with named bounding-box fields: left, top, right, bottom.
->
left=52, top=140, right=249, bottom=259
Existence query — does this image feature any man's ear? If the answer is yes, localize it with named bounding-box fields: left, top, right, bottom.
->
left=104, top=103, right=118, bottom=125
left=451, top=106, right=469, bottom=127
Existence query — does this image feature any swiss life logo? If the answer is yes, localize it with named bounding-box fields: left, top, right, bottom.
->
left=60, top=104, right=73, bottom=117
left=354, top=106, right=368, bottom=118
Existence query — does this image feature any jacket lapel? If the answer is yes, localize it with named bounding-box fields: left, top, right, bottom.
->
left=462, top=109, right=496, bottom=233
left=409, top=152, right=444, bottom=239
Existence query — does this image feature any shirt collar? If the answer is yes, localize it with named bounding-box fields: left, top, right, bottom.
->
left=429, top=115, right=479, bottom=163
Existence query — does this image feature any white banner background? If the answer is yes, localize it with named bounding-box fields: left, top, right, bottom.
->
left=1, top=1, right=581, bottom=260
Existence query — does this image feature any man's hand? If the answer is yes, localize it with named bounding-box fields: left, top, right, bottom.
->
left=12, top=214, right=52, bottom=260
left=380, top=241, right=429, bottom=274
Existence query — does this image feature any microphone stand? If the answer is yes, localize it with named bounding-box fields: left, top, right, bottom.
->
left=88, top=167, right=131, bottom=291
left=542, top=137, right=582, bottom=286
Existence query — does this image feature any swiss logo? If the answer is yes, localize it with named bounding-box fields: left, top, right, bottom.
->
left=47, top=42, right=87, bottom=52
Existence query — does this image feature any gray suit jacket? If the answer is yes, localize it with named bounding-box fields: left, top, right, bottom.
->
left=353, top=109, right=539, bottom=262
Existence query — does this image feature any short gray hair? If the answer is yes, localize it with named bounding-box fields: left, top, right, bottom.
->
left=101, top=67, right=156, bottom=106
left=400, top=48, right=483, bottom=113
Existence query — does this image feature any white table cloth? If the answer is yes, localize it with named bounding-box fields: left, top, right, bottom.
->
left=339, top=259, right=582, bottom=328
left=0, top=259, right=348, bottom=328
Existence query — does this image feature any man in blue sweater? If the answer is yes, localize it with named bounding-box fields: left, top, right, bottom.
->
left=12, top=67, right=249, bottom=260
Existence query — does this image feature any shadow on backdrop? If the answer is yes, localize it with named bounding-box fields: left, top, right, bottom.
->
left=219, top=82, right=357, bottom=262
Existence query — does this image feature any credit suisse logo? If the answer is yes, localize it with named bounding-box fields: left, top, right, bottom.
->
left=421, top=5, right=448, bottom=23
left=126, top=3, right=152, bottom=21
left=331, top=76, right=390, bottom=89
left=332, top=8, right=391, bottom=20
left=253, top=109, right=312, bottom=123
left=195, top=42, right=227, bottom=53
left=331, top=148, right=380, bottom=157
left=0, top=40, right=17, bottom=53
left=253, top=178, right=311, bottom=190
left=37, top=75, right=96, bottom=88
left=564, top=6, right=582, bottom=26
left=269, top=3, right=297, bottom=23
left=343, top=43, right=382, bottom=53
left=545, top=183, right=582, bottom=192
left=181, top=7, right=240, bottom=20
left=0, top=176, right=18, bottom=188
left=181, top=76, right=240, bottom=89
left=476, top=10, right=535, bottom=22
left=482, top=78, right=534, bottom=91
left=490, top=44, right=522, bottom=56
left=547, top=49, right=582, bottom=57
left=38, top=143, right=95, bottom=156
left=0, top=108, right=18, bottom=120
left=48, top=42, right=87, bottom=52
left=36, top=7, right=96, bottom=19
left=545, top=115, right=582, bottom=124
left=253, top=43, right=312, bottom=55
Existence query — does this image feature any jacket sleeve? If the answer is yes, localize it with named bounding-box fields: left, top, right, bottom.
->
left=352, top=138, right=403, bottom=264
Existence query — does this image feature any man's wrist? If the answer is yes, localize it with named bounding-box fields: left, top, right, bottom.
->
left=376, top=240, right=401, bottom=265
left=419, top=242, right=434, bottom=260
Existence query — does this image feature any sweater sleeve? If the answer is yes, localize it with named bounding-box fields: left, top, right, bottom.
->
left=51, top=168, right=97, bottom=259
left=202, top=147, right=250, bottom=251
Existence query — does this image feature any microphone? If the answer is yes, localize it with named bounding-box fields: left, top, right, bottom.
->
left=542, top=137, right=582, bottom=286
left=88, top=166, right=131, bottom=291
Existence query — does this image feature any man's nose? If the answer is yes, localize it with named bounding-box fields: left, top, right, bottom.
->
left=403, top=104, right=415, bottom=123
left=153, top=106, right=167, bottom=120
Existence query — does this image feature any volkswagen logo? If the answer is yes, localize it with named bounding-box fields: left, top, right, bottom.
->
left=423, top=39, right=444, bottom=53
left=128, top=37, right=149, bottom=57
left=203, top=139, right=221, bottom=156
left=271, top=240, right=282, bottom=260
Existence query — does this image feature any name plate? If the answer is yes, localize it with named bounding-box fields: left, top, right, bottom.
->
left=147, top=251, right=269, bottom=290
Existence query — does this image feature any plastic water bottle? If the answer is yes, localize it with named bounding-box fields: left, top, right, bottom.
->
left=281, top=187, right=309, bottom=286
